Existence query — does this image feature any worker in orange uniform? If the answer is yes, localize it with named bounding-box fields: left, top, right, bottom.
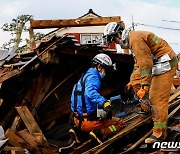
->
left=70, top=53, right=126, bottom=144
left=103, top=22, right=178, bottom=143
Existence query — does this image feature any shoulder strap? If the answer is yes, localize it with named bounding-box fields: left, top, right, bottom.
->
left=73, top=83, right=78, bottom=112
left=81, top=74, right=92, bottom=113
left=73, top=74, right=92, bottom=113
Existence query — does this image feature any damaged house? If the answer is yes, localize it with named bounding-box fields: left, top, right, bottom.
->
left=0, top=9, right=179, bottom=153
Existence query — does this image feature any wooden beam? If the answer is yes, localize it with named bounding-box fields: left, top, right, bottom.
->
left=4, top=146, right=24, bottom=152
left=30, top=16, right=121, bottom=29
left=15, top=106, right=49, bottom=147
left=10, top=116, right=21, bottom=131
left=16, top=106, right=42, bottom=134
left=59, top=47, right=134, bottom=63
left=5, top=129, right=26, bottom=147
left=169, top=90, right=180, bottom=102
left=18, top=129, right=40, bottom=149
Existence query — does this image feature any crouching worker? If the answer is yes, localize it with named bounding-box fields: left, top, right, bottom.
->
left=70, top=53, right=126, bottom=145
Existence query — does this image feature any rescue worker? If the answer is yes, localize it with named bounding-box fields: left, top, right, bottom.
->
left=70, top=53, right=126, bottom=144
left=103, top=22, right=178, bottom=143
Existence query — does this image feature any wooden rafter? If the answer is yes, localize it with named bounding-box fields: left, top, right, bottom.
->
left=30, top=16, right=121, bottom=29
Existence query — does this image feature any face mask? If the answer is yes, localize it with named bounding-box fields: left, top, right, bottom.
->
left=99, top=71, right=106, bottom=79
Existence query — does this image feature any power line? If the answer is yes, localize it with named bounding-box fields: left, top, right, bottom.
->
left=135, top=23, right=180, bottom=31
left=169, top=43, right=179, bottom=45
left=162, top=20, right=180, bottom=24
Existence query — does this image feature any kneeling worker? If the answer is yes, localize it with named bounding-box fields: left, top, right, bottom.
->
left=70, top=53, right=126, bottom=144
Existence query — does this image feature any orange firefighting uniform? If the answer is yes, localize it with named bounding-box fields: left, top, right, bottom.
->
left=128, top=31, right=178, bottom=139
left=74, top=116, right=125, bottom=136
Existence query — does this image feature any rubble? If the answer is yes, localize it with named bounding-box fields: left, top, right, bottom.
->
left=0, top=15, right=179, bottom=153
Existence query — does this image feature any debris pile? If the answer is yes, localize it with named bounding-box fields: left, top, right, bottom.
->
left=0, top=16, right=179, bottom=153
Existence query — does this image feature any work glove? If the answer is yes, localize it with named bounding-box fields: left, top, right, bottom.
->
left=125, top=82, right=132, bottom=93
left=136, top=86, right=149, bottom=99
left=103, top=101, right=112, bottom=120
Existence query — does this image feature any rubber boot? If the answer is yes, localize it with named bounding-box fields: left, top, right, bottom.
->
left=89, top=130, right=103, bottom=145
left=69, top=128, right=80, bottom=144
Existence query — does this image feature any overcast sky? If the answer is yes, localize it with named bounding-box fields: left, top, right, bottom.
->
left=0, top=0, right=180, bottom=54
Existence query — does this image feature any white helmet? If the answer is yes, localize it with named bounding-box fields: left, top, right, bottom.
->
left=103, top=22, right=124, bottom=44
left=120, top=28, right=131, bottom=49
left=91, top=53, right=116, bottom=71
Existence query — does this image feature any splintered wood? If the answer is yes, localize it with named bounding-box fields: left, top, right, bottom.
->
left=4, top=106, right=56, bottom=153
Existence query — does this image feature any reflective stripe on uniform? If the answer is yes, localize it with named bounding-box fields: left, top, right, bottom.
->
left=153, top=35, right=160, bottom=44
left=170, top=56, right=178, bottom=68
left=133, top=66, right=139, bottom=72
left=108, top=125, right=117, bottom=132
left=140, top=69, right=152, bottom=76
left=153, top=121, right=167, bottom=129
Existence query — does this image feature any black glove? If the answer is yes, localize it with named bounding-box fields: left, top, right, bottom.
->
left=103, top=101, right=112, bottom=120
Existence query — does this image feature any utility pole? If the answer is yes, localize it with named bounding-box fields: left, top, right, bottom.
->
left=132, top=16, right=135, bottom=30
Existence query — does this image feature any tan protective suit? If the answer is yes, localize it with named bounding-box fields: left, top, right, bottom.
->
left=128, top=31, right=178, bottom=138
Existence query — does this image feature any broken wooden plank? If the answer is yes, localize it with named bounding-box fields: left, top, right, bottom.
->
left=10, top=150, right=24, bottom=154
left=10, top=115, right=21, bottom=131
left=169, top=99, right=180, bottom=110
left=20, top=34, right=68, bottom=70
left=32, top=133, right=43, bottom=144
left=16, top=106, right=42, bottom=134
left=10, top=74, right=52, bottom=131
left=3, top=146, right=24, bottom=152
left=168, top=104, right=180, bottom=118
left=30, top=16, right=121, bottom=29
left=18, top=129, right=40, bottom=149
left=169, top=90, right=180, bottom=102
left=15, top=106, right=49, bottom=146
left=0, top=69, right=21, bottom=83
left=5, top=129, right=26, bottom=147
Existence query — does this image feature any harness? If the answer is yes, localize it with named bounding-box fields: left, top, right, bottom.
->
left=73, top=74, right=99, bottom=129
left=74, top=74, right=92, bottom=113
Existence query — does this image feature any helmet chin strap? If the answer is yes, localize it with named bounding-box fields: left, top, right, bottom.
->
left=115, top=32, right=122, bottom=42
left=117, top=36, right=121, bottom=40
left=97, top=65, right=103, bottom=72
